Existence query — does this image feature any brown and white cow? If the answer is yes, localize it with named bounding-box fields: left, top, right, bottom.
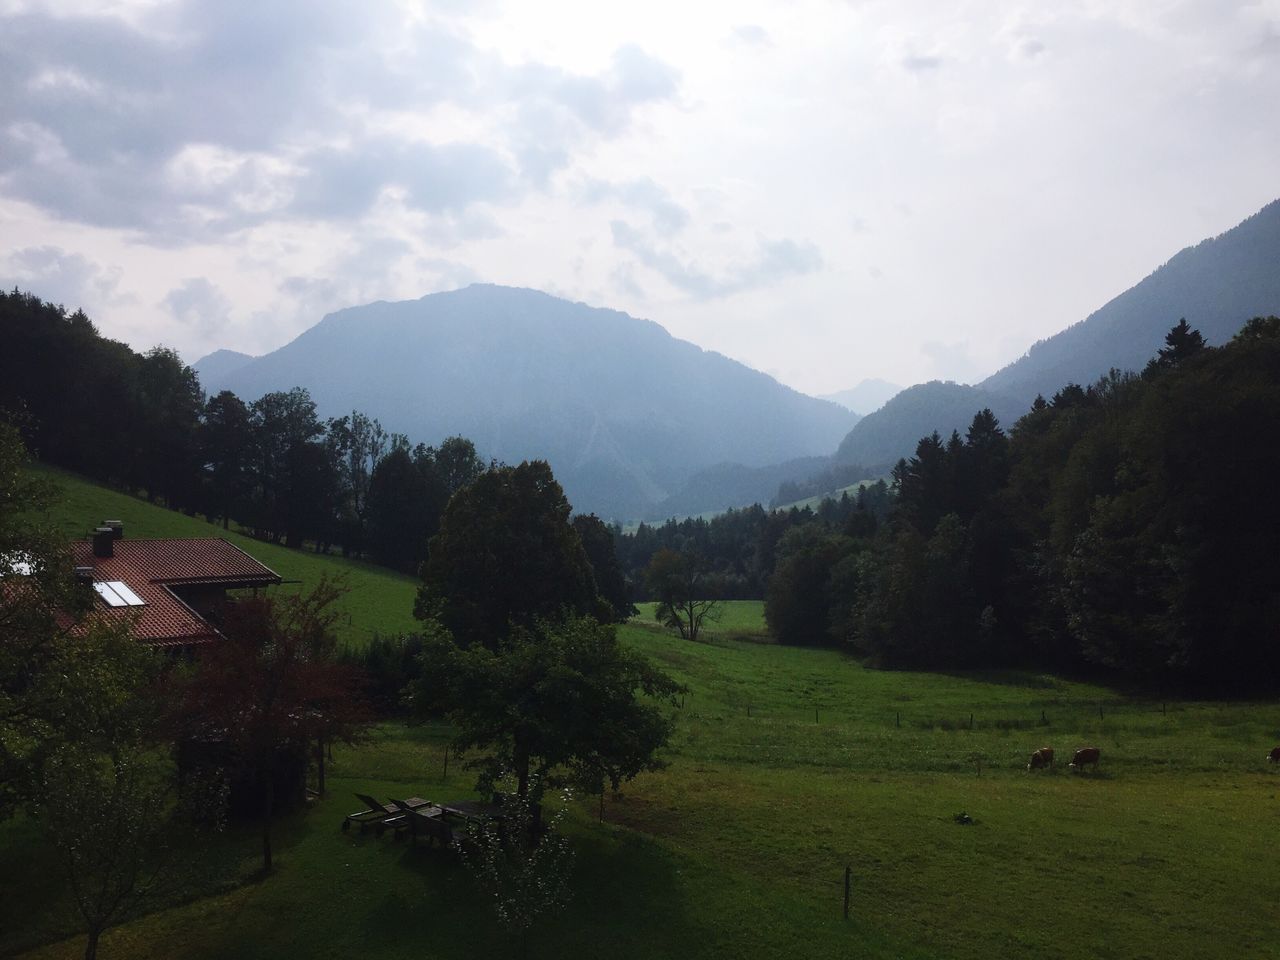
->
left=1069, top=746, right=1101, bottom=772
left=1267, top=746, right=1280, bottom=763
left=1027, top=746, right=1055, bottom=771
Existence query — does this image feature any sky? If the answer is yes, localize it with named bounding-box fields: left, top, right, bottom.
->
left=1, top=0, right=1277, bottom=396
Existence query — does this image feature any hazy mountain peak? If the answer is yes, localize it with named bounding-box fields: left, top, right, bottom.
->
left=199, top=285, right=855, bottom=520
left=192, top=348, right=256, bottom=384
left=822, top=377, right=903, bottom=415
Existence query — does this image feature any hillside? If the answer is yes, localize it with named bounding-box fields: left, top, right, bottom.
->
left=31, top=463, right=419, bottom=644
left=833, top=381, right=1026, bottom=469
left=649, top=455, right=836, bottom=519
left=198, top=285, right=855, bottom=521
left=981, top=198, right=1280, bottom=403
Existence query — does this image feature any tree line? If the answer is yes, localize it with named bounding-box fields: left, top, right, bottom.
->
left=762, top=318, right=1280, bottom=693
left=615, top=481, right=893, bottom=600
left=1, top=289, right=485, bottom=574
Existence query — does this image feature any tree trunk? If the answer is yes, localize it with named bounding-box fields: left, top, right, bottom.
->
left=515, top=745, right=530, bottom=802
left=262, top=774, right=275, bottom=873
left=84, top=926, right=102, bottom=960
left=316, top=735, right=326, bottom=796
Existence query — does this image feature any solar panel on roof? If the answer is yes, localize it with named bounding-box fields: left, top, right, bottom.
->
left=108, top=581, right=146, bottom=606
left=93, top=581, right=146, bottom=607
left=93, top=582, right=127, bottom=607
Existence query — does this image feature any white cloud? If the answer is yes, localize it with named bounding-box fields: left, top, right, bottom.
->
left=0, top=0, right=1277, bottom=393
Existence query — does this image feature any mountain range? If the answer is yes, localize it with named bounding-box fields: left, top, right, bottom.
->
left=821, top=378, right=902, bottom=415
left=981, top=199, right=1280, bottom=403
left=828, top=198, right=1280, bottom=475
left=196, top=285, right=855, bottom=520
left=197, top=199, right=1280, bottom=521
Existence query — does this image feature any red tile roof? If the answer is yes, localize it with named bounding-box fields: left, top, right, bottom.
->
left=70, top=538, right=281, bottom=648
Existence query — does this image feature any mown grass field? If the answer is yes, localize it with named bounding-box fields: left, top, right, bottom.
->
left=7, top=469, right=1280, bottom=959
left=635, top=599, right=770, bottom=641
left=29, top=464, right=420, bottom=644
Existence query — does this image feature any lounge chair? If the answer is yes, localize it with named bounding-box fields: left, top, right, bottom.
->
left=342, top=793, right=428, bottom=833
left=389, top=800, right=446, bottom=845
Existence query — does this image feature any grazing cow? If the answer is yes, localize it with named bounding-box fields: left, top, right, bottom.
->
left=1267, top=746, right=1280, bottom=763
left=1027, top=746, right=1055, bottom=771
left=1069, top=747, right=1101, bottom=772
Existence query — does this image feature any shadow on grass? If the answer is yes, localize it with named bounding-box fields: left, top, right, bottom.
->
left=353, top=823, right=709, bottom=960
left=0, top=803, right=316, bottom=957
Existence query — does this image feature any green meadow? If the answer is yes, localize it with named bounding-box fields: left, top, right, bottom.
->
left=635, top=599, right=770, bottom=641
left=6, top=469, right=1280, bottom=959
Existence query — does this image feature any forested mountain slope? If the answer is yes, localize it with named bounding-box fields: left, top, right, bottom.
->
left=833, top=381, right=1026, bottom=469
left=981, top=199, right=1280, bottom=403
left=199, top=284, right=854, bottom=520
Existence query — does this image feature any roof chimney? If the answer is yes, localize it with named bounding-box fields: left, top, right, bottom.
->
left=74, top=566, right=95, bottom=585
left=103, top=520, right=123, bottom=540
left=92, top=527, right=114, bottom=558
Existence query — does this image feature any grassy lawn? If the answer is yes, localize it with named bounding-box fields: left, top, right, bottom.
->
left=8, top=607, right=1280, bottom=960
left=10, top=473, right=1280, bottom=958
left=29, top=464, right=421, bottom=645
left=635, top=599, right=769, bottom=641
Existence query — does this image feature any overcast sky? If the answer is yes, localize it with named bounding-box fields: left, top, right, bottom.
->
left=2, top=0, right=1277, bottom=395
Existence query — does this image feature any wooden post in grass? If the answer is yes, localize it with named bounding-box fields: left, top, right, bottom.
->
left=1099, top=703, right=1104, bottom=720
left=969, top=713, right=974, bottom=730
left=815, top=708, right=819, bottom=724
left=843, top=865, right=851, bottom=919
left=442, top=744, right=449, bottom=782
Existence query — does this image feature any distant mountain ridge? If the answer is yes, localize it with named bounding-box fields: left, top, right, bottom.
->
left=826, top=198, right=1280, bottom=476
left=981, top=199, right=1280, bottom=403
left=193, top=348, right=256, bottom=384
left=822, top=378, right=901, bottom=415
left=197, top=284, right=855, bottom=520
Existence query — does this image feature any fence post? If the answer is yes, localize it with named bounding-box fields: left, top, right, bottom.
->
left=969, top=713, right=974, bottom=730
left=843, top=865, right=851, bottom=920
left=815, top=708, right=819, bottom=724
left=442, top=744, right=449, bottom=782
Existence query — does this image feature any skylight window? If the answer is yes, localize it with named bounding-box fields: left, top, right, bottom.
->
left=93, top=581, right=146, bottom=607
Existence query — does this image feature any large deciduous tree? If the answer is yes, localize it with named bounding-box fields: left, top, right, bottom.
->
left=132, top=347, right=203, bottom=510
left=412, top=616, right=678, bottom=803
left=416, top=460, right=599, bottom=649
left=177, top=578, right=367, bottom=872
left=571, top=514, right=634, bottom=622
left=1, top=420, right=94, bottom=816
left=644, top=548, right=721, bottom=642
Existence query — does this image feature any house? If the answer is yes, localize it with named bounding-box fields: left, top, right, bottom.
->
left=70, top=522, right=282, bottom=648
